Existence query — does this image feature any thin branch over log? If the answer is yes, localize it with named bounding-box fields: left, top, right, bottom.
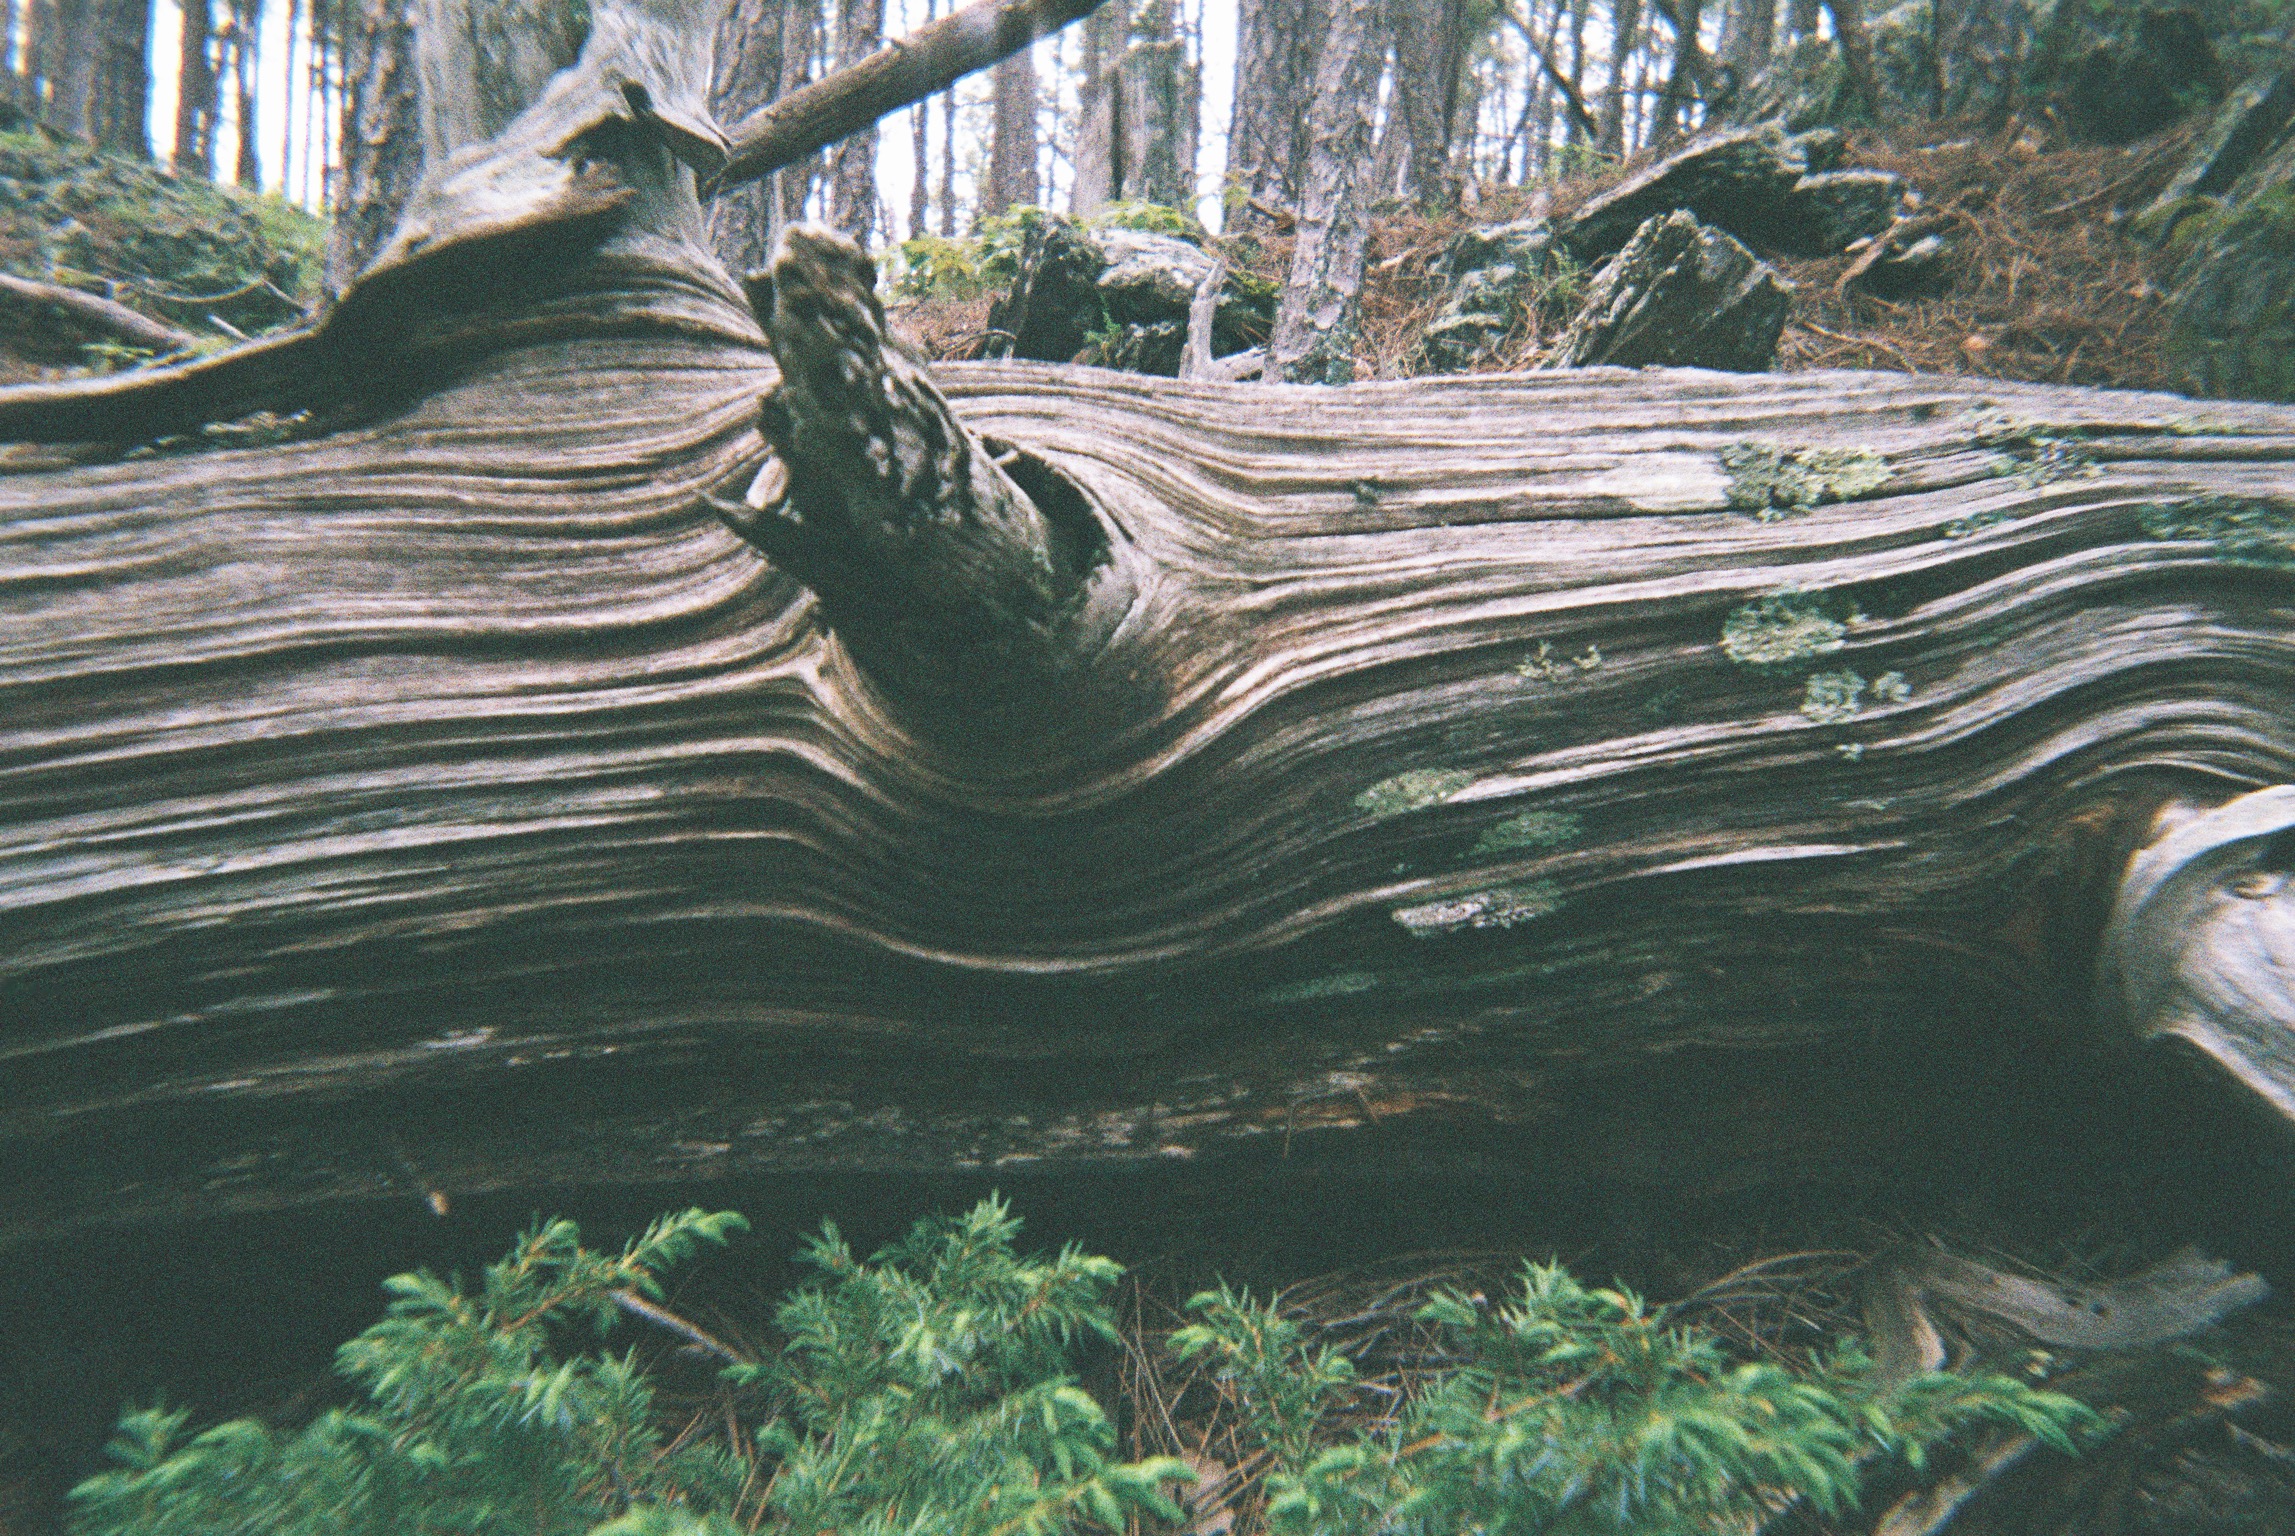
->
left=709, top=0, right=1109, bottom=195
left=0, top=272, right=200, bottom=355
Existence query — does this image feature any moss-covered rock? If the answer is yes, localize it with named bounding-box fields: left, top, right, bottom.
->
left=1547, top=212, right=1792, bottom=373
left=2165, top=137, right=2295, bottom=403
left=0, top=127, right=321, bottom=368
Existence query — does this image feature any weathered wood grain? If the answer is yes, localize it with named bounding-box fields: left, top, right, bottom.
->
left=1, top=1, right=2292, bottom=1242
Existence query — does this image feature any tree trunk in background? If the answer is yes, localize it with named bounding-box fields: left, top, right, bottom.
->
left=908, top=0, right=933, bottom=237
left=1823, top=0, right=1877, bottom=113
left=775, top=0, right=824, bottom=230
left=1724, top=0, right=1775, bottom=72
left=1228, top=0, right=1324, bottom=213
left=826, top=0, right=882, bottom=242
left=1785, top=0, right=1818, bottom=38
left=175, top=0, right=218, bottom=175
left=986, top=47, right=1036, bottom=213
left=42, top=0, right=96, bottom=137
left=323, top=0, right=417, bottom=291
left=937, top=71, right=955, bottom=233
left=233, top=0, right=262, bottom=185
left=1386, top=0, right=1468, bottom=208
left=91, top=0, right=152, bottom=157
left=712, top=0, right=786, bottom=274
left=1598, top=0, right=1641, bottom=156
left=1650, top=0, right=1701, bottom=146
left=1073, top=0, right=1195, bottom=211
left=1266, top=0, right=1378, bottom=382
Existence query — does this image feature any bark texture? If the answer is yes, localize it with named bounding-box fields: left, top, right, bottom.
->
left=1227, top=0, right=1324, bottom=211
left=1, top=5, right=2294, bottom=1246
left=1265, top=0, right=1381, bottom=382
left=710, top=0, right=788, bottom=275
left=986, top=47, right=1037, bottom=214
left=827, top=0, right=884, bottom=242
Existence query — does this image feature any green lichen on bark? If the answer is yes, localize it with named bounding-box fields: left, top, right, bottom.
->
left=1721, top=591, right=1854, bottom=666
left=1393, top=881, right=1564, bottom=936
left=1471, top=810, right=1582, bottom=854
left=1721, top=442, right=1893, bottom=518
left=2137, top=495, right=2295, bottom=567
left=1356, top=769, right=1476, bottom=818
left=1966, top=411, right=2098, bottom=488
left=1801, top=669, right=1867, bottom=723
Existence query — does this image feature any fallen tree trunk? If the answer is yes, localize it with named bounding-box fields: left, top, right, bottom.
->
left=1, top=4, right=2293, bottom=1245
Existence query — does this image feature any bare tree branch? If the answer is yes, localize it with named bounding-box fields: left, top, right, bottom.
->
left=0, top=273, right=200, bottom=356
left=1502, top=1, right=1600, bottom=145
left=710, top=0, right=1110, bottom=196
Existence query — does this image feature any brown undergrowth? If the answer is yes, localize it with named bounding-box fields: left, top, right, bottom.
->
left=903, top=118, right=2196, bottom=397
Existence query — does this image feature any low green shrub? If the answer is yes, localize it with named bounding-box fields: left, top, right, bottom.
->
left=68, top=1200, right=2097, bottom=1536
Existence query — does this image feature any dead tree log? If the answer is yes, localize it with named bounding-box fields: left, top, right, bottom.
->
left=1, top=3, right=2293, bottom=1244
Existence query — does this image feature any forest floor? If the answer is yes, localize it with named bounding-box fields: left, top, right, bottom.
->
left=903, top=116, right=2199, bottom=399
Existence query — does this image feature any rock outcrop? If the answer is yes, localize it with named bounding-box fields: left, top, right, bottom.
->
left=2149, top=63, right=2295, bottom=402
left=1417, top=218, right=1559, bottom=372
left=985, top=216, right=1272, bottom=377
left=1556, top=124, right=1915, bottom=265
left=1545, top=211, right=1793, bottom=372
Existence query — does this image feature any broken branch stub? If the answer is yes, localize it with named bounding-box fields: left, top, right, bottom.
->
left=721, top=228, right=1119, bottom=728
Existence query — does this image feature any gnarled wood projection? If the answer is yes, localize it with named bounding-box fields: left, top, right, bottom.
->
left=3, top=8, right=2294, bottom=1244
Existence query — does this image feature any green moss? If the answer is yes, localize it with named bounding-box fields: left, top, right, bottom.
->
left=0, top=129, right=321, bottom=367
left=1393, top=881, right=1564, bottom=936
left=1258, top=971, right=1381, bottom=1004
left=1721, top=443, right=1893, bottom=519
left=1800, top=669, right=1866, bottom=723
left=1471, top=810, right=1582, bottom=854
left=1355, top=768, right=1475, bottom=818
left=2137, top=495, right=2295, bottom=566
left=1721, top=591, right=1854, bottom=666
left=1965, top=411, right=2098, bottom=487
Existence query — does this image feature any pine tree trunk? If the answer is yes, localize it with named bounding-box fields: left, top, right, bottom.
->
left=233, top=0, right=262, bottom=185
left=91, top=0, right=151, bottom=157
left=826, top=0, right=882, bottom=242
left=1599, top=0, right=1642, bottom=157
left=986, top=47, right=1036, bottom=213
left=1651, top=0, right=1701, bottom=146
left=1823, top=0, right=1878, bottom=114
left=1266, top=0, right=1379, bottom=381
left=1227, top=0, right=1325, bottom=213
left=1386, top=0, right=1468, bottom=209
left=175, top=0, right=218, bottom=175
left=908, top=1, right=933, bottom=240
left=776, top=0, right=824, bottom=230
left=712, top=0, right=787, bottom=276
left=42, top=0, right=96, bottom=137
left=1723, top=0, right=1775, bottom=72
left=323, top=0, right=416, bottom=290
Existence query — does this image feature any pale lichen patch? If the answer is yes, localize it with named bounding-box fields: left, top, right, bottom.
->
left=1355, top=768, right=1475, bottom=818
left=1517, top=640, right=1603, bottom=682
left=1472, top=810, right=1583, bottom=854
left=2138, top=496, right=2295, bottom=568
left=1966, top=410, right=2098, bottom=488
left=1393, top=881, right=1563, bottom=935
left=1801, top=669, right=1867, bottom=723
left=1721, top=443, right=1893, bottom=519
left=1872, top=670, right=1911, bottom=703
left=1721, top=591, right=1853, bottom=666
